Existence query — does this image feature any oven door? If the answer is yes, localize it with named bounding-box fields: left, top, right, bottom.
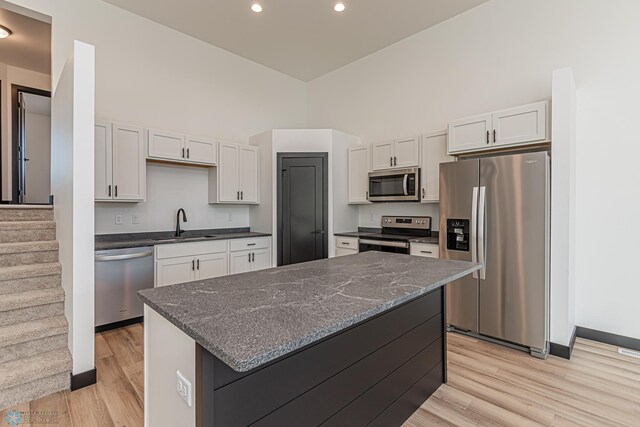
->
left=368, top=168, right=419, bottom=202
left=359, top=239, right=410, bottom=255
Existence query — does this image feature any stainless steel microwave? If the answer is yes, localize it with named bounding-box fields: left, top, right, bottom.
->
left=368, top=168, right=420, bottom=202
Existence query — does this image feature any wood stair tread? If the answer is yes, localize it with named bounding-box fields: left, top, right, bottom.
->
left=0, top=348, right=71, bottom=390
left=0, top=263, right=61, bottom=281
left=0, top=288, right=64, bottom=312
left=0, top=315, right=67, bottom=348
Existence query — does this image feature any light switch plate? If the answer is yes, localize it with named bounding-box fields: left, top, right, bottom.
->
left=176, top=370, right=192, bottom=407
left=115, top=214, right=123, bottom=225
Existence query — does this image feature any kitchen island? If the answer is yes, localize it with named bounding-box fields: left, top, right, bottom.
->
left=139, top=251, right=479, bottom=427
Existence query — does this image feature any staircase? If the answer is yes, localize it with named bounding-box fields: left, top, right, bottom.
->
left=0, top=206, right=71, bottom=410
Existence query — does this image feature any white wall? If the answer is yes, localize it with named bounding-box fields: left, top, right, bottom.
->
left=51, top=41, right=95, bottom=375
left=96, top=163, right=249, bottom=234
left=7, top=0, right=307, bottom=231
left=0, top=62, right=51, bottom=200
left=307, top=0, right=640, bottom=340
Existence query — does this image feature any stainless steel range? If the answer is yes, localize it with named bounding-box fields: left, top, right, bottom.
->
left=358, top=216, right=432, bottom=254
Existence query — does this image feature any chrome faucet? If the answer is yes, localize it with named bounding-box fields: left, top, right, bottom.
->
left=175, top=208, right=188, bottom=237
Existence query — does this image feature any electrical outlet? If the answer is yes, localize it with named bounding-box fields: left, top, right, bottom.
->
left=227, top=213, right=232, bottom=222
left=115, top=214, right=123, bottom=225
left=369, top=213, right=374, bottom=222
left=132, top=213, right=140, bottom=224
left=176, top=370, right=192, bottom=407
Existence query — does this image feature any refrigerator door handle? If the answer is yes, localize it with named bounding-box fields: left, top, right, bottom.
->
left=471, top=186, right=479, bottom=279
left=478, top=186, right=487, bottom=280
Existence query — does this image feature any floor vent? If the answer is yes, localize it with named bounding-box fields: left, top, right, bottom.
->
left=618, top=348, right=640, bottom=359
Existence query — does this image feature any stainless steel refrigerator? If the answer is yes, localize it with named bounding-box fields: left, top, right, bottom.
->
left=439, top=151, right=550, bottom=358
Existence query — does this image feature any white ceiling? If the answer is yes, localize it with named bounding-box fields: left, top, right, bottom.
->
left=0, top=6, right=51, bottom=74
left=103, top=0, right=489, bottom=82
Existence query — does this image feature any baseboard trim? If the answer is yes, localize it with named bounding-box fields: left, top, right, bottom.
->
left=95, top=316, right=143, bottom=333
left=70, top=368, right=97, bottom=391
left=576, top=326, right=640, bottom=352
left=549, top=326, right=577, bottom=360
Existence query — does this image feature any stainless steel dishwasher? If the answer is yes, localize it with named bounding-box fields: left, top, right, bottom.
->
left=95, top=246, right=154, bottom=328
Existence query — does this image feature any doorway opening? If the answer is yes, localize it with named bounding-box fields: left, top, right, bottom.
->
left=0, top=4, right=52, bottom=204
left=277, top=152, right=329, bottom=266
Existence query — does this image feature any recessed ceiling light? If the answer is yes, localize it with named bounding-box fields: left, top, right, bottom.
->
left=251, top=3, right=263, bottom=13
left=0, top=25, right=12, bottom=39
left=334, top=2, right=346, bottom=12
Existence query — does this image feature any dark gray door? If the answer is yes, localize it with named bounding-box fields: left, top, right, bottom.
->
left=278, top=154, right=328, bottom=266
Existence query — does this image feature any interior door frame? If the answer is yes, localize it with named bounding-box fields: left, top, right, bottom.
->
left=276, top=152, right=329, bottom=266
left=11, top=84, right=52, bottom=204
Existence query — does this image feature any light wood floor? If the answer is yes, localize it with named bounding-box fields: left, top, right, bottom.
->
left=1, top=325, right=639, bottom=426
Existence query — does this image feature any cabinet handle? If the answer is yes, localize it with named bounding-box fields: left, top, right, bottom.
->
left=390, top=157, right=393, bottom=167
left=342, top=241, right=350, bottom=245
left=187, top=148, right=190, bottom=158
left=197, top=259, right=200, bottom=270
left=394, top=156, right=397, bottom=166
left=192, top=260, right=195, bottom=271
left=115, top=185, right=118, bottom=198
left=248, top=253, right=251, bottom=262
left=486, top=131, right=490, bottom=144
left=241, top=191, right=243, bottom=200
left=366, top=191, right=369, bottom=200
left=182, top=148, right=185, bottom=158
left=247, top=243, right=256, bottom=246
left=252, top=252, right=255, bottom=262
left=422, top=188, right=425, bottom=199
left=237, top=191, right=240, bottom=200
left=108, top=185, right=112, bottom=197
left=493, top=129, right=497, bottom=143
left=420, top=250, right=433, bottom=254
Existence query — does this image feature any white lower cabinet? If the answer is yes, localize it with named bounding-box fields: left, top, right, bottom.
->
left=197, top=252, right=229, bottom=280
left=229, top=237, right=272, bottom=274
left=156, top=256, right=196, bottom=287
left=335, top=236, right=359, bottom=257
left=410, top=243, right=440, bottom=259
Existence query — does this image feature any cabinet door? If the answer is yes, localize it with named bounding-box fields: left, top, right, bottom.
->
left=447, top=113, right=493, bottom=154
left=250, top=248, right=271, bottom=271
left=371, top=141, right=394, bottom=171
left=347, top=145, right=371, bottom=204
left=148, top=129, right=185, bottom=161
left=394, top=136, right=420, bottom=168
left=218, top=142, right=240, bottom=202
left=229, top=250, right=252, bottom=275
left=94, top=122, right=112, bottom=201
left=156, top=256, right=195, bottom=287
left=186, top=136, right=217, bottom=165
left=196, top=252, right=229, bottom=280
left=112, top=123, right=146, bottom=201
left=239, top=145, right=259, bottom=203
left=421, top=132, right=453, bottom=203
left=493, top=101, right=548, bottom=147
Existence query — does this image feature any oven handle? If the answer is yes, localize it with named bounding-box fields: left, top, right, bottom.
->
left=95, top=250, right=153, bottom=261
left=402, top=174, right=408, bottom=196
left=360, top=239, right=409, bottom=249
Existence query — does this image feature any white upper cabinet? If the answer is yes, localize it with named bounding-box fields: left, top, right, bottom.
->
left=112, top=123, right=146, bottom=201
left=148, top=129, right=217, bottom=166
left=448, top=101, right=550, bottom=155
left=371, top=137, right=420, bottom=170
left=393, top=136, right=420, bottom=168
left=420, top=131, right=453, bottom=203
left=148, top=129, right=185, bottom=161
left=209, top=142, right=259, bottom=204
left=371, top=140, right=394, bottom=170
left=238, top=145, right=259, bottom=203
left=348, top=145, right=371, bottom=204
left=186, top=135, right=217, bottom=165
left=448, top=113, right=493, bottom=154
left=94, top=122, right=112, bottom=201
left=95, top=121, right=145, bottom=202
left=492, top=101, right=547, bottom=147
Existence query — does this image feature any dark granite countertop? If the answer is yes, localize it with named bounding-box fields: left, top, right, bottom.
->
left=138, top=251, right=479, bottom=372
left=95, top=228, right=271, bottom=250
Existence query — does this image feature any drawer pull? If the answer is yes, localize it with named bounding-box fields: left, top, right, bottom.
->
left=341, top=242, right=350, bottom=245
left=420, top=250, right=433, bottom=254
left=247, top=243, right=256, bottom=246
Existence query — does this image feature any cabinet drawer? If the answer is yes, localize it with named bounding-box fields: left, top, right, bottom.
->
left=155, top=240, right=229, bottom=259
left=410, top=243, right=439, bottom=258
left=336, top=237, right=359, bottom=250
left=229, top=236, right=270, bottom=252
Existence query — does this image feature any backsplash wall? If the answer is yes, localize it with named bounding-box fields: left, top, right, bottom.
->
left=95, top=162, right=249, bottom=234
left=358, top=203, right=440, bottom=231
